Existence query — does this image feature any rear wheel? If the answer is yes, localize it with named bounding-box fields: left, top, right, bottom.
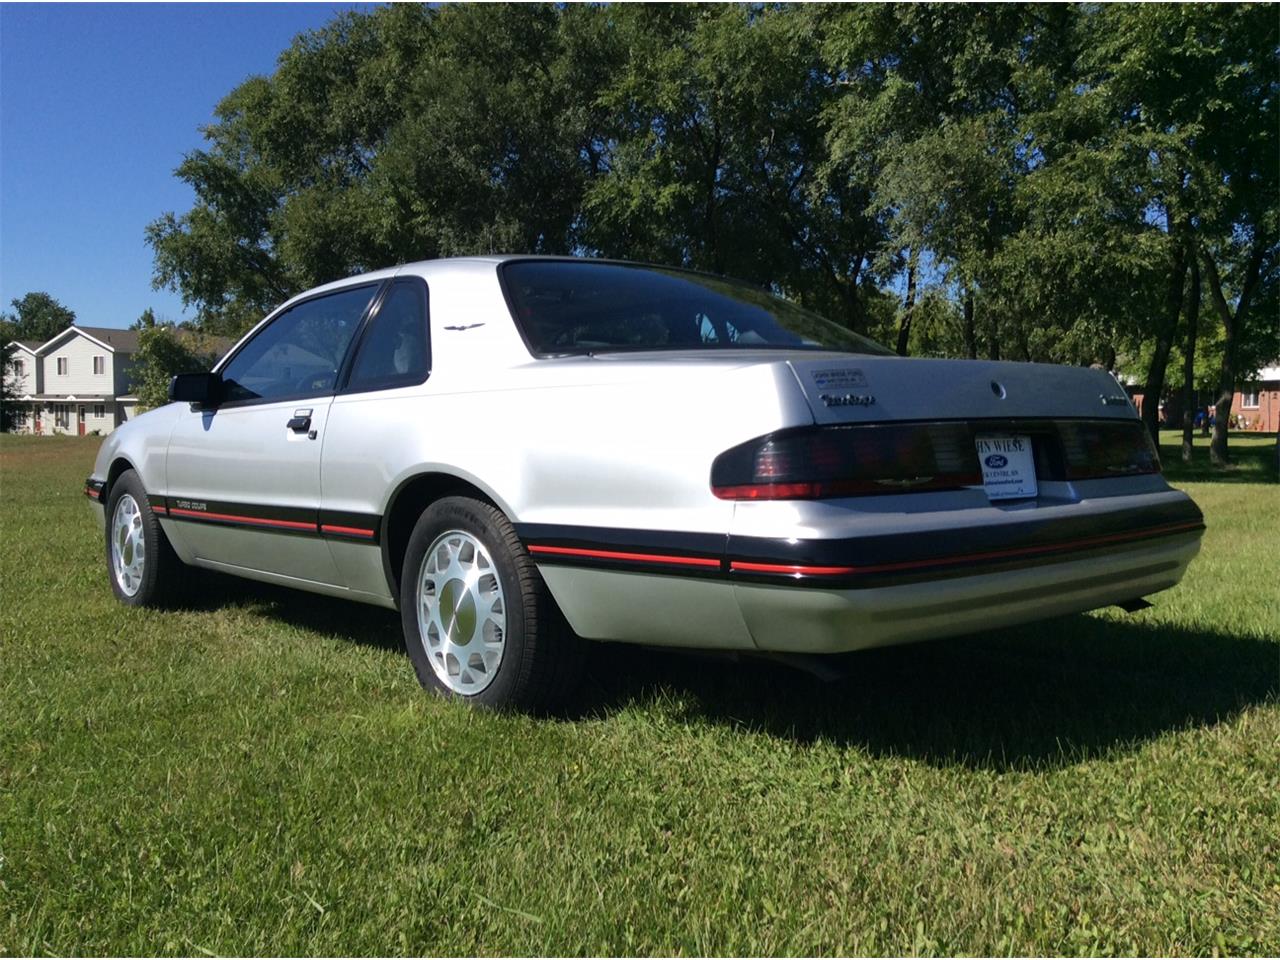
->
left=103, top=469, right=185, bottom=607
left=400, top=496, right=585, bottom=711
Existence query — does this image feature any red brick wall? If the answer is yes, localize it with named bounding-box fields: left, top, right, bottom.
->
left=1234, top=383, right=1280, bottom=433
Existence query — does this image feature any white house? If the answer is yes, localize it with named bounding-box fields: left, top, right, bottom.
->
left=6, top=325, right=141, bottom=435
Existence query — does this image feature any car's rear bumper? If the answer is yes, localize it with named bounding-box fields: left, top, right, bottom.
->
left=523, top=485, right=1204, bottom=653
left=732, top=526, right=1200, bottom=652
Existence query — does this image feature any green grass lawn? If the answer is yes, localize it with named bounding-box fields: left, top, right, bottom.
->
left=2, top=433, right=1277, bottom=955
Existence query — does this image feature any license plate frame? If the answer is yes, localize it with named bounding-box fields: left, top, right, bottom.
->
left=975, top=434, right=1038, bottom=501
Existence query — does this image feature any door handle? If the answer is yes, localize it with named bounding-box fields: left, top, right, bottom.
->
left=287, top=409, right=313, bottom=433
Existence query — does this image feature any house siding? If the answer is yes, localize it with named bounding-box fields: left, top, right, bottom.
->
left=11, top=349, right=40, bottom=395
left=43, top=335, right=116, bottom=397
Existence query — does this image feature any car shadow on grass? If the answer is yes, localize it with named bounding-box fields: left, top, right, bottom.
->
left=180, top=570, right=1277, bottom=772
left=181, top=569, right=405, bottom=653
left=573, top=614, right=1279, bottom=772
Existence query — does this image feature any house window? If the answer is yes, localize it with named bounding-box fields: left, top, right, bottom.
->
left=54, top=404, right=69, bottom=428
left=93, top=355, right=105, bottom=375
left=13, top=359, right=23, bottom=376
left=57, top=357, right=67, bottom=375
left=93, top=404, right=105, bottom=418
left=1241, top=388, right=1260, bottom=409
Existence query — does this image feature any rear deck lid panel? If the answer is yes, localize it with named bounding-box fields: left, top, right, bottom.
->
left=789, top=357, right=1136, bottom=425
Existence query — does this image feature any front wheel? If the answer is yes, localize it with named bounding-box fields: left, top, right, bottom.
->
left=103, top=469, right=185, bottom=607
left=400, top=496, right=585, bottom=711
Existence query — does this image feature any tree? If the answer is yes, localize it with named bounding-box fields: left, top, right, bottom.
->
left=148, top=4, right=607, bottom=338
left=1074, top=4, right=1278, bottom=454
left=132, top=322, right=224, bottom=412
left=582, top=6, right=888, bottom=331
left=1, top=292, right=76, bottom=343
left=131, top=307, right=160, bottom=330
left=1180, top=254, right=1202, bottom=462
left=0, top=342, right=20, bottom=432
left=146, top=2, right=1276, bottom=474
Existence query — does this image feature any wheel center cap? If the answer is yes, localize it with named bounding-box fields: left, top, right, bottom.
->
left=438, top=578, right=476, bottom=644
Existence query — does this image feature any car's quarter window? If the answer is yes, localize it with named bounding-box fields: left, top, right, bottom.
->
left=219, top=284, right=377, bottom=404
left=500, top=260, right=894, bottom=357
left=344, top=279, right=430, bottom=393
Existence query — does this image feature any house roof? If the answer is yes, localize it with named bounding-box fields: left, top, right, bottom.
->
left=70, top=325, right=141, bottom=352
left=36, top=324, right=140, bottom=355
left=24, top=393, right=117, bottom=401
left=1253, top=365, right=1280, bottom=383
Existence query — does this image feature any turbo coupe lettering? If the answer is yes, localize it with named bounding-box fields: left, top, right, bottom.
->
left=88, top=256, right=1204, bottom=710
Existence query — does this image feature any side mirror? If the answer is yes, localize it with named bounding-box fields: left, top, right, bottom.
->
left=169, top=372, right=222, bottom=407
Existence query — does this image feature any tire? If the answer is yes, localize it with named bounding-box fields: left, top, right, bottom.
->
left=103, top=469, right=185, bottom=607
left=400, top=496, right=585, bottom=711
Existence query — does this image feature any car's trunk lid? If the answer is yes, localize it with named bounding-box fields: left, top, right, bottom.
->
left=787, top=356, right=1136, bottom=425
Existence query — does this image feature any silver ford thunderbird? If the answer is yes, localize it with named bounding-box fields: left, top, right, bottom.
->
left=87, top=257, right=1204, bottom=709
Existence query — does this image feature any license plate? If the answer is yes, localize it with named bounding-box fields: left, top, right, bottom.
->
left=975, top=435, right=1038, bottom=500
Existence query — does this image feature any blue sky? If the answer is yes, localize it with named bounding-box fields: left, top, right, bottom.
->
left=1, top=2, right=370, bottom=330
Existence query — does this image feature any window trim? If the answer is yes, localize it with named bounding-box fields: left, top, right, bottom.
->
left=337, top=276, right=432, bottom=396
left=57, top=357, right=68, bottom=375
left=93, top=403, right=106, bottom=418
left=211, top=280, right=387, bottom=410
left=1240, top=388, right=1260, bottom=409
left=93, top=355, right=105, bottom=375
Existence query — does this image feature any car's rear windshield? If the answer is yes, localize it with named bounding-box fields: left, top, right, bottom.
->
left=500, top=260, right=893, bottom=357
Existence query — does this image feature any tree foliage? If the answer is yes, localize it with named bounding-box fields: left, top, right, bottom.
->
left=1, top=292, right=77, bottom=344
left=148, top=3, right=1278, bottom=456
left=131, top=312, right=225, bottom=412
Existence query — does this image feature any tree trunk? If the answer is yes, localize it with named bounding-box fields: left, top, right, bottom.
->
left=895, top=249, right=918, bottom=357
left=839, top=272, right=865, bottom=336
left=1140, top=235, right=1189, bottom=444
left=1180, top=254, right=1200, bottom=463
left=962, top=290, right=977, bottom=360
left=1202, top=241, right=1267, bottom=467
left=1209, top=366, right=1235, bottom=466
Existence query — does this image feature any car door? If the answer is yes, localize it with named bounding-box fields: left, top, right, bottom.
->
left=319, top=277, right=432, bottom=597
left=164, top=282, right=382, bottom=585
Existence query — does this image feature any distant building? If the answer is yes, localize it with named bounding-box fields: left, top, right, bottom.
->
left=1125, top=366, right=1279, bottom=433
left=1235, top=366, right=1280, bottom=433
left=6, top=325, right=141, bottom=435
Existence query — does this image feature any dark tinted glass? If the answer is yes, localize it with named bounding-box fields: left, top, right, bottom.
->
left=502, top=261, right=893, bottom=356
left=220, top=285, right=375, bottom=402
left=346, top=280, right=429, bottom=392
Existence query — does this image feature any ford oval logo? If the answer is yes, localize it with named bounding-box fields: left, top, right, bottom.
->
left=984, top=454, right=1008, bottom=469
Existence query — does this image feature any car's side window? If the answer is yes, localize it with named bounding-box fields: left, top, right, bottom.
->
left=220, top=285, right=377, bottom=404
left=344, top=280, right=430, bottom=393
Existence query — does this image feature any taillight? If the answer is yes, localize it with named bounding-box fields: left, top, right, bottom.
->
left=711, top=423, right=983, bottom=500
left=1058, top=420, right=1161, bottom=479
